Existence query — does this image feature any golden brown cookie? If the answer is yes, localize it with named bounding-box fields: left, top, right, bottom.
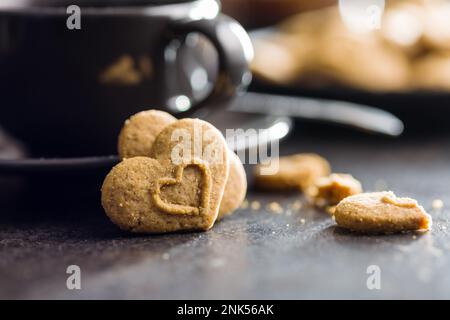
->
left=334, top=191, right=432, bottom=233
left=102, top=118, right=229, bottom=233
left=311, top=20, right=411, bottom=92
left=380, top=2, right=424, bottom=55
left=307, top=173, right=362, bottom=207
left=421, top=0, right=450, bottom=51
left=252, top=6, right=411, bottom=92
left=116, top=110, right=247, bottom=217
left=118, top=110, right=176, bottom=159
left=411, top=53, right=450, bottom=91
left=251, top=33, right=315, bottom=85
left=217, top=151, right=247, bottom=220
left=254, top=153, right=330, bottom=191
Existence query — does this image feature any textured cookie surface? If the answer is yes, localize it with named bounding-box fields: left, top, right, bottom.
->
left=254, top=153, right=330, bottom=191
left=334, top=191, right=432, bottom=233
left=118, top=110, right=176, bottom=159
left=102, top=118, right=229, bottom=233
left=102, top=157, right=168, bottom=232
left=151, top=119, right=229, bottom=228
left=217, top=151, right=247, bottom=220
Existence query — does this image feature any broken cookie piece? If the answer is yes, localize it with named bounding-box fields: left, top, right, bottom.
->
left=254, top=153, right=330, bottom=191
left=334, top=191, right=432, bottom=233
left=307, top=173, right=362, bottom=207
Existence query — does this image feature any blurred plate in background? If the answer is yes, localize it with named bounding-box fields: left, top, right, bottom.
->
left=248, top=1, right=450, bottom=128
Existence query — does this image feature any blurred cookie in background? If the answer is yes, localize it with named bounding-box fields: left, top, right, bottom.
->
left=421, top=0, right=450, bottom=51
left=382, top=0, right=450, bottom=53
left=251, top=7, right=411, bottom=92
left=250, top=0, right=450, bottom=93
left=380, top=1, right=424, bottom=55
left=412, top=53, right=450, bottom=91
left=309, top=14, right=411, bottom=92
left=251, top=33, right=315, bottom=84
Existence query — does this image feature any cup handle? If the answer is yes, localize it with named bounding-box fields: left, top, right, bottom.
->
left=167, top=14, right=253, bottom=111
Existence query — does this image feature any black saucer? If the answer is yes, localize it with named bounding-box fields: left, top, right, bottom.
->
left=0, top=109, right=293, bottom=176
left=0, top=155, right=119, bottom=175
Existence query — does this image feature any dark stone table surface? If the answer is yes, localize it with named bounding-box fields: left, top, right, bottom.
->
left=1, top=123, right=450, bottom=299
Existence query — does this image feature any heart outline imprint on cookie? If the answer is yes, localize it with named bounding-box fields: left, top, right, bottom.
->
left=153, top=158, right=212, bottom=216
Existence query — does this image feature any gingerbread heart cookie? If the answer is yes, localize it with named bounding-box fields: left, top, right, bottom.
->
left=115, top=109, right=247, bottom=221
left=217, top=151, right=247, bottom=220
left=118, top=110, right=176, bottom=159
left=102, top=118, right=229, bottom=233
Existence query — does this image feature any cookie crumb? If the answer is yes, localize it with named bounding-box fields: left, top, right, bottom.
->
left=251, top=201, right=261, bottom=211
left=240, top=199, right=249, bottom=209
left=267, top=202, right=284, bottom=214
left=290, top=200, right=303, bottom=211
left=432, top=199, right=444, bottom=211
left=162, top=253, right=170, bottom=260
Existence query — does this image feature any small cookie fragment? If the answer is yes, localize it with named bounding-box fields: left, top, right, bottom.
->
left=118, top=110, right=176, bottom=159
left=250, top=201, right=261, bottom=211
left=267, top=202, right=284, bottom=214
left=254, top=153, right=330, bottom=191
left=217, top=152, right=247, bottom=220
left=334, top=191, right=432, bottom=233
left=289, top=200, right=302, bottom=213
left=432, top=199, right=444, bottom=211
left=307, top=173, right=362, bottom=207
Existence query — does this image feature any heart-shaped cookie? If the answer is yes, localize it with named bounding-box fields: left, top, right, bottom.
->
left=217, top=151, right=247, bottom=220
left=115, top=109, right=247, bottom=221
left=118, top=110, right=176, bottom=159
left=102, top=118, right=229, bottom=233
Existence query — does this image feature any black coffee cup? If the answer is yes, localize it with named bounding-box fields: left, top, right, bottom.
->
left=0, top=0, right=252, bottom=156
